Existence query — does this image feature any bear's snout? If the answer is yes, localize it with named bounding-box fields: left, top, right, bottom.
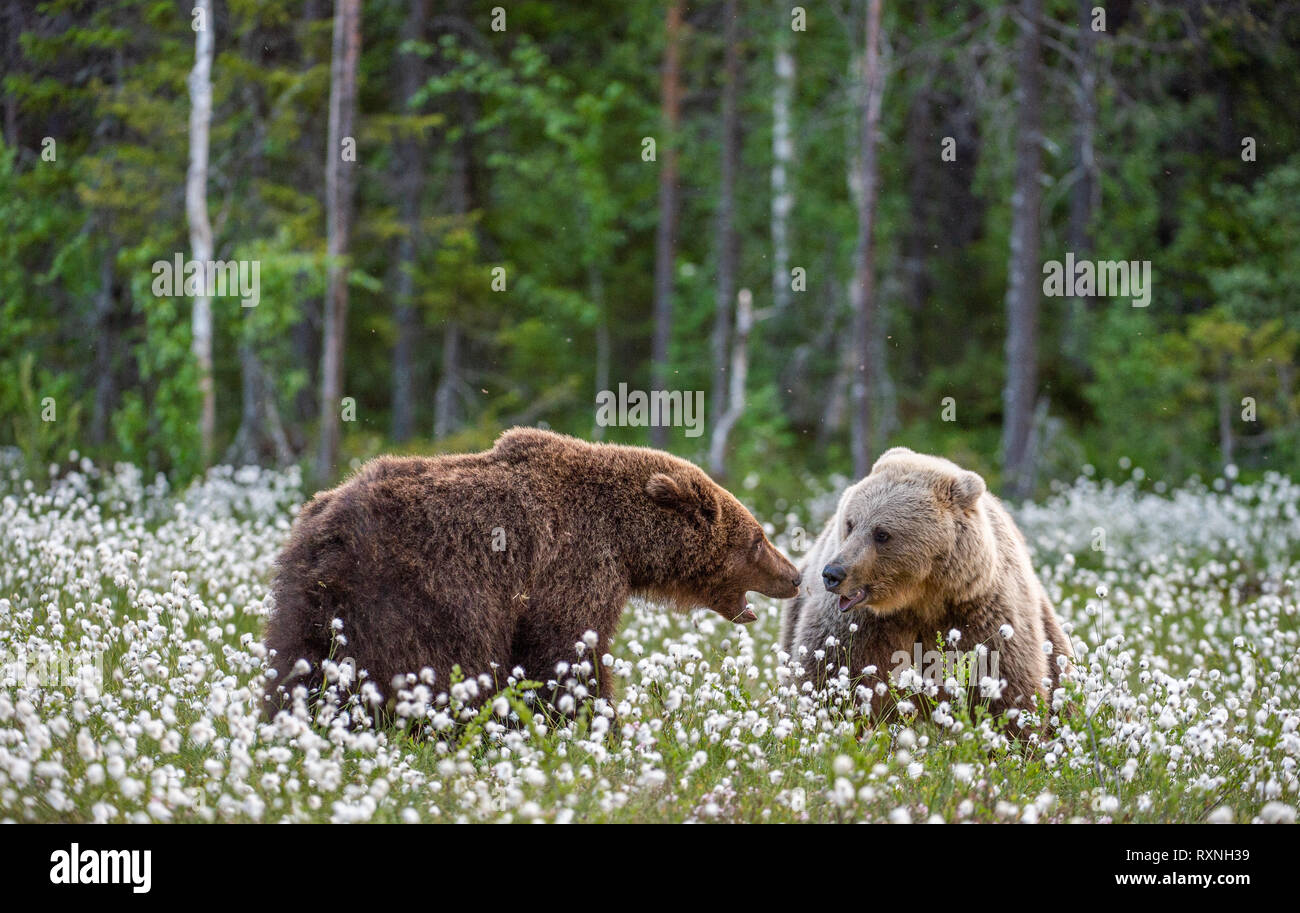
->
left=754, top=541, right=801, bottom=599
left=822, top=563, right=847, bottom=591
left=822, top=561, right=871, bottom=612
left=776, top=569, right=802, bottom=598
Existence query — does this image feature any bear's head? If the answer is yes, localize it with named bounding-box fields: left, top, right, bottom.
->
left=643, top=469, right=801, bottom=624
left=820, top=447, right=997, bottom=617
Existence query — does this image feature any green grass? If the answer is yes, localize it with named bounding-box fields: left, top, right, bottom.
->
left=0, top=459, right=1296, bottom=823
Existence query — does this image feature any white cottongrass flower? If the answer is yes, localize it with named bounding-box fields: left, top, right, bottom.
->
left=1, top=461, right=1296, bottom=824
left=1257, top=803, right=1296, bottom=824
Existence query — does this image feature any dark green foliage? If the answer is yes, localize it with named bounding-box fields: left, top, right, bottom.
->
left=1, top=0, right=1296, bottom=496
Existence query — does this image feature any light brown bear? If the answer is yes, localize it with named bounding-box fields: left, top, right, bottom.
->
left=781, top=447, right=1072, bottom=728
left=263, top=428, right=801, bottom=717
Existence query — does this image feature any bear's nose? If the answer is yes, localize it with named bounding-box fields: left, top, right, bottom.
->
left=791, top=571, right=802, bottom=588
left=822, top=564, right=846, bottom=591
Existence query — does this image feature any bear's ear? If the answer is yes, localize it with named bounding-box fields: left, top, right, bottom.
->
left=646, top=473, right=688, bottom=510
left=646, top=473, right=716, bottom=524
left=942, top=470, right=986, bottom=511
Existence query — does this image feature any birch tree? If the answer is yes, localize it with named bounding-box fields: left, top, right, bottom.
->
left=709, top=289, right=755, bottom=477
left=186, top=0, right=215, bottom=466
left=1001, top=0, right=1044, bottom=499
left=317, top=0, right=361, bottom=478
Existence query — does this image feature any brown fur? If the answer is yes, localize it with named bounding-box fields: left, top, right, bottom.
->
left=781, top=448, right=1073, bottom=729
left=263, top=428, right=800, bottom=716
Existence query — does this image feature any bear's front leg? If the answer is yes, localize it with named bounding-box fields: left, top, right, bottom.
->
left=507, top=591, right=624, bottom=713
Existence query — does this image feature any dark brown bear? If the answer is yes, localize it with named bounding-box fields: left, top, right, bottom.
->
left=263, top=427, right=801, bottom=716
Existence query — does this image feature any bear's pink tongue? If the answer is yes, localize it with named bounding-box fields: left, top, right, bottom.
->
left=838, top=589, right=866, bottom=613
left=732, top=602, right=758, bottom=624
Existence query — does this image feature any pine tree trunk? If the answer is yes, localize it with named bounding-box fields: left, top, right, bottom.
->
left=1217, top=375, right=1235, bottom=472
left=591, top=262, right=610, bottom=441
left=433, top=323, right=460, bottom=440
left=712, top=0, right=740, bottom=433
left=902, top=49, right=932, bottom=384
left=771, top=8, right=795, bottom=316
left=1, top=0, right=22, bottom=147
left=317, top=0, right=361, bottom=479
left=227, top=343, right=294, bottom=467
left=1063, top=0, right=1098, bottom=370
left=849, top=0, right=885, bottom=478
left=650, top=0, right=683, bottom=449
left=1001, top=0, right=1044, bottom=500
left=433, top=83, right=474, bottom=441
left=290, top=1, right=323, bottom=440
left=225, top=29, right=296, bottom=468
left=391, top=0, right=428, bottom=443
left=90, top=245, right=117, bottom=447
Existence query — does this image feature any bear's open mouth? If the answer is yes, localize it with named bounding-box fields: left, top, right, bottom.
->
left=838, top=588, right=868, bottom=613
left=730, top=596, right=758, bottom=624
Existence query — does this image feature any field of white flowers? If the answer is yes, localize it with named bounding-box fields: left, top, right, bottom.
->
left=0, top=452, right=1297, bottom=824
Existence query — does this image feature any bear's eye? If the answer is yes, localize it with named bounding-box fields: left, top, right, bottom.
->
left=845, top=520, right=855, bottom=534
left=873, top=527, right=891, bottom=544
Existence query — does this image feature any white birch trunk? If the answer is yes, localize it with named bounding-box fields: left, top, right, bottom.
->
left=709, top=289, right=755, bottom=477
left=187, top=0, right=215, bottom=466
